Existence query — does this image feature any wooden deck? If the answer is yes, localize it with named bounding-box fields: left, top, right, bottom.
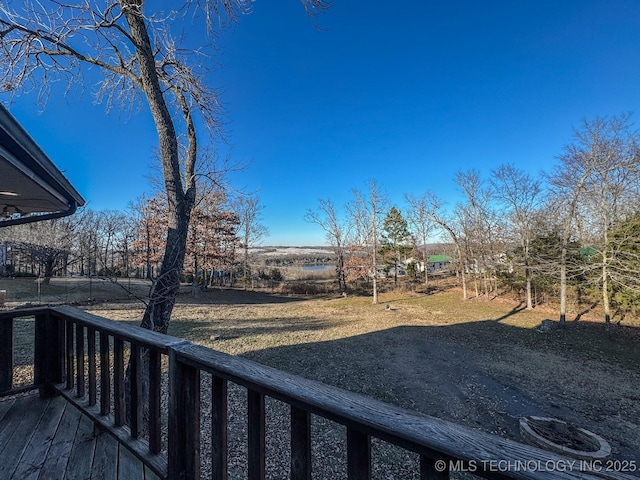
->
left=0, top=393, right=160, bottom=480
left=1, top=306, right=618, bottom=480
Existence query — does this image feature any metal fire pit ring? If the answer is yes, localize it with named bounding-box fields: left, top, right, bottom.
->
left=519, top=416, right=611, bottom=461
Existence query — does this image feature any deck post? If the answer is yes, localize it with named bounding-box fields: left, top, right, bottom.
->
left=35, top=311, right=63, bottom=398
left=168, top=348, right=201, bottom=480
left=211, top=376, right=228, bottom=480
left=0, top=316, right=12, bottom=393
left=291, top=406, right=312, bottom=480
left=247, top=389, right=266, bottom=480
left=347, top=428, right=371, bottom=480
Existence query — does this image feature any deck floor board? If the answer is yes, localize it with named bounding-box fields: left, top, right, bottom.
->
left=0, top=393, right=153, bottom=480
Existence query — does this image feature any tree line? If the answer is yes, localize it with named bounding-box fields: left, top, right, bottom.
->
left=0, top=189, right=268, bottom=293
left=2, top=114, right=638, bottom=329
left=307, top=114, right=640, bottom=327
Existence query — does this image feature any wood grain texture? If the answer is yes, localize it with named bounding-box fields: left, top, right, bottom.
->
left=11, top=396, right=66, bottom=480
left=75, top=323, right=85, bottom=398
left=347, top=428, right=370, bottom=480
left=211, top=376, right=228, bottom=480
left=65, top=321, right=74, bottom=390
left=51, top=306, right=185, bottom=353
left=247, top=389, right=265, bottom=480
left=149, top=349, right=162, bottom=455
left=168, top=351, right=200, bottom=480
left=87, top=327, right=96, bottom=406
left=113, top=338, right=125, bottom=427
left=290, top=406, right=312, bottom=480
left=64, top=414, right=97, bottom=480
left=118, top=441, right=145, bottom=479
left=0, top=394, right=46, bottom=478
left=99, top=331, right=111, bottom=416
left=91, top=429, right=118, bottom=479
left=130, top=343, right=143, bottom=439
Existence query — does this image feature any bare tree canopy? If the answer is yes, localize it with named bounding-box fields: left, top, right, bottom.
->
left=547, top=114, right=640, bottom=326
left=491, top=164, right=543, bottom=309
left=305, top=198, right=351, bottom=291
left=0, top=0, right=329, bottom=333
left=347, top=180, right=387, bottom=304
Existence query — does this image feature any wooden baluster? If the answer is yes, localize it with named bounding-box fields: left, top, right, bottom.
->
left=290, top=406, right=311, bottom=480
left=99, top=331, right=110, bottom=416
left=87, top=326, right=96, bottom=406
left=113, top=338, right=125, bottom=427
left=211, top=376, right=228, bottom=480
left=248, top=390, right=266, bottom=480
left=148, top=349, right=162, bottom=455
left=347, top=428, right=370, bottom=480
left=0, top=318, right=13, bottom=393
left=65, top=321, right=74, bottom=390
left=57, top=316, right=65, bottom=386
left=75, top=322, right=85, bottom=397
left=35, top=311, right=62, bottom=398
left=130, top=343, right=143, bottom=439
left=168, top=351, right=200, bottom=480
left=420, top=455, right=449, bottom=479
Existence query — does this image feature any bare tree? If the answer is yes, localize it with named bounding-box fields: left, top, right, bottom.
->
left=305, top=198, right=351, bottom=292
left=0, top=0, right=328, bottom=333
left=348, top=180, right=387, bottom=304
left=491, top=164, right=543, bottom=309
left=404, top=192, right=436, bottom=287
left=233, top=195, right=268, bottom=287
left=547, top=114, right=640, bottom=327
left=130, top=194, right=167, bottom=281
left=455, top=169, right=502, bottom=299
left=3, top=217, right=77, bottom=283
left=572, top=115, right=640, bottom=325
left=422, top=192, right=469, bottom=300
left=93, top=210, right=129, bottom=277
left=75, top=209, right=99, bottom=277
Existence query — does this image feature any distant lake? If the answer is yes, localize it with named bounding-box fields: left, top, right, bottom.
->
left=300, top=265, right=335, bottom=271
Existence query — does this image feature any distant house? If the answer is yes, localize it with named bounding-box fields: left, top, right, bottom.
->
left=403, top=254, right=452, bottom=275
left=427, top=254, right=452, bottom=272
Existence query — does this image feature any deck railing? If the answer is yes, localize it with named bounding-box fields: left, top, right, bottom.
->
left=0, top=306, right=618, bottom=480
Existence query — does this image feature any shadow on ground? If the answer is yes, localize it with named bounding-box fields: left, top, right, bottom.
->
left=176, top=288, right=311, bottom=305
left=241, top=319, right=640, bottom=464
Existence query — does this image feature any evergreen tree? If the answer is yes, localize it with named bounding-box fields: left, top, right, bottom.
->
left=381, top=206, right=412, bottom=286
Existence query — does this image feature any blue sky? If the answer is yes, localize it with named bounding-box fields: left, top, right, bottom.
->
left=4, top=1, right=640, bottom=245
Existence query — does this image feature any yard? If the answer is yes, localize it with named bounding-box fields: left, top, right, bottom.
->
left=2, top=277, right=639, bottom=478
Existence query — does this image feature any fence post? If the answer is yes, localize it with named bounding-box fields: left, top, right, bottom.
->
left=168, top=347, right=200, bottom=480
left=35, top=311, right=63, bottom=398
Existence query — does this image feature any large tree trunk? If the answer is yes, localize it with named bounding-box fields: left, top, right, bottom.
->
left=141, top=222, right=191, bottom=332
left=124, top=1, right=194, bottom=331
left=602, top=234, right=611, bottom=327
left=559, top=245, right=567, bottom=327
left=336, top=253, right=346, bottom=292
left=122, top=1, right=195, bottom=431
left=524, top=256, right=533, bottom=309
left=423, top=247, right=429, bottom=288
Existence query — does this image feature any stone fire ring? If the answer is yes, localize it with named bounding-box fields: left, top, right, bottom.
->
left=519, top=416, right=611, bottom=461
